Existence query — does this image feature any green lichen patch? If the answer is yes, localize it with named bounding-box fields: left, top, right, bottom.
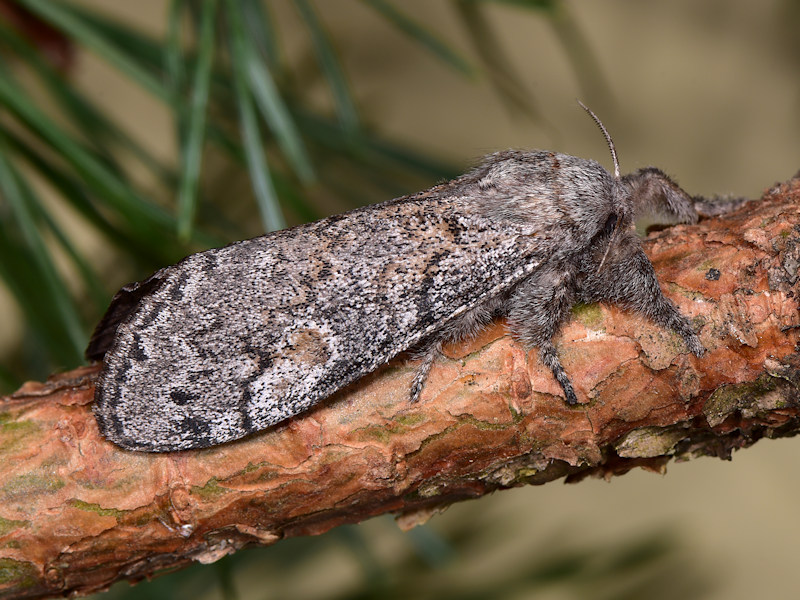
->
left=697, top=259, right=717, bottom=272
left=0, top=558, right=39, bottom=588
left=454, top=413, right=510, bottom=432
left=353, top=413, right=428, bottom=443
left=0, top=419, right=40, bottom=453
left=317, top=447, right=352, bottom=466
left=665, top=282, right=705, bottom=301
left=68, top=499, right=124, bottom=519
left=243, top=461, right=263, bottom=473
left=571, top=303, right=604, bottom=329
left=2, top=473, right=65, bottom=501
left=0, top=515, right=28, bottom=536
left=352, top=424, right=391, bottom=444
left=507, top=404, right=526, bottom=425
left=615, top=426, right=690, bottom=458
left=703, top=374, right=792, bottom=427
left=411, top=480, right=445, bottom=499
left=0, top=421, right=37, bottom=433
left=393, top=413, right=426, bottom=427
left=481, top=454, right=576, bottom=487
left=251, top=468, right=285, bottom=483
left=191, top=478, right=229, bottom=499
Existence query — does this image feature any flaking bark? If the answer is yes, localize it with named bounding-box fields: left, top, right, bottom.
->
left=0, top=176, right=798, bottom=600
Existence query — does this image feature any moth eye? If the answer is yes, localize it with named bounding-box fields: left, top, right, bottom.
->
left=602, top=212, right=618, bottom=236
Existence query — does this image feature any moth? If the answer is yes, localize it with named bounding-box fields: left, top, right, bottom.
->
left=88, top=105, right=712, bottom=452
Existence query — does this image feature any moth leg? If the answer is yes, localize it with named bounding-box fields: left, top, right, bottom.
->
left=622, top=167, right=699, bottom=225
left=507, top=268, right=580, bottom=405
left=408, top=297, right=502, bottom=403
left=624, top=167, right=750, bottom=223
left=581, top=232, right=705, bottom=357
left=692, top=194, right=750, bottom=219
left=619, top=277, right=704, bottom=356
left=536, top=340, right=579, bottom=405
left=409, top=341, right=441, bottom=403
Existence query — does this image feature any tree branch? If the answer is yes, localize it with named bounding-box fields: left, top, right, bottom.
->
left=1, top=176, right=799, bottom=599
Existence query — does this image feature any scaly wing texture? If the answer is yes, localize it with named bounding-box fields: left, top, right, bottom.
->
left=94, top=190, right=546, bottom=451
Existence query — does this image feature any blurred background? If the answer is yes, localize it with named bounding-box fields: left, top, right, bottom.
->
left=0, top=0, right=798, bottom=598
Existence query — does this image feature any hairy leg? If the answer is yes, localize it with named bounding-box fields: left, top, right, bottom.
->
left=408, top=295, right=503, bottom=403
left=622, top=167, right=699, bottom=225
left=506, top=267, right=579, bottom=404
left=692, top=194, right=751, bottom=219
left=579, top=231, right=704, bottom=356
left=623, top=166, right=750, bottom=222
left=409, top=341, right=441, bottom=403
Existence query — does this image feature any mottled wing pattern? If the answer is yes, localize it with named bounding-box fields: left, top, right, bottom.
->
left=94, top=192, right=546, bottom=451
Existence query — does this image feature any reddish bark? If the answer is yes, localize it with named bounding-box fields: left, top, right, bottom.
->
left=0, top=176, right=798, bottom=599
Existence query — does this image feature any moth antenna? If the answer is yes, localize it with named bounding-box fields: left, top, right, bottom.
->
left=578, top=100, right=620, bottom=179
